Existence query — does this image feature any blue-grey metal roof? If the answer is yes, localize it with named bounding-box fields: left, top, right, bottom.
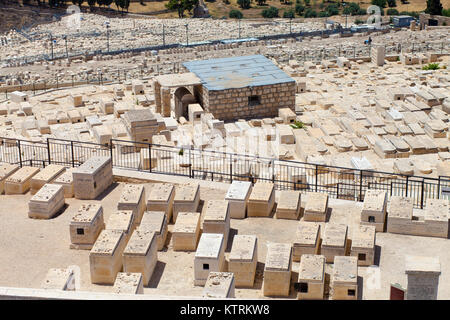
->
left=182, top=55, right=295, bottom=91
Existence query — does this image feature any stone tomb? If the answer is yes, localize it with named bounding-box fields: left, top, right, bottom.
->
left=117, top=184, right=146, bottom=226
left=139, top=211, right=168, bottom=251
left=263, top=243, right=292, bottom=297
left=89, top=229, right=127, bottom=284
left=228, top=235, right=258, bottom=288
left=194, top=233, right=226, bottom=286
left=41, top=268, right=75, bottom=291
left=360, top=189, right=387, bottom=232
left=275, top=190, right=301, bottom=220
left=296, top=254, right=326, bottom=300
left=73, top=156, right=113, bottom=200
left=30, top=164, right=66, bottom=195
left=70, top=203, right=105, bottom=250
left=123, top=229, right=157, bottom=286
left=172, top=212, right=201, bottom=251
left=224, top=181, right=252, bottom=219
left=303, top=192, right=328, bottom=222
left=173, top=183, right=200, bottom=222
left=105, top=210, right=135, bottom=244
left=113, top=272, right=144, bottom=294
left=52, top=168, right=75, bottom=198
left=350, top=225, right=376, bottom=266
left=331, top=256, right=358, bottom=300
left=292, top=222, right=321, bottom=262
left=0, top=163, right=19, bottom=194
left=405, top=255, right=441, bottom=300
left=28, top=183, right=65, bottom=219
left=202, top=200, right=230, bottom=246
left=146, top=183, right=175, bottom=222
left=321, top=223, right=348, bottom=263
left=247, top=182, right=275, bottom=217
left=5, top=166, right=40, bottom=194
left=202, top=272, right=235, bottom=299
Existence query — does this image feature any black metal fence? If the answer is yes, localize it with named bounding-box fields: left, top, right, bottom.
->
left=1, top=136, right=449, bottom=209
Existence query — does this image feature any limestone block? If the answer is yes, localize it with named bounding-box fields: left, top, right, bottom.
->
left=5, top=166, right=40, bottom=194
left=263, top=242, right=292, bottom=297
left=117, top=184, right=146, bottom=226
left=202, top=200, right=230, bottom=244
left=350, top=225, right=376, bottom=266
left=139, top=211, right=168, bottom=251
left=194, top=233, right=225, bottom=286
left=405, top=255, right=441, bottom=300
left=0, top=163, right=19, bottom=194
left=275, top=190, right=301, bottom=220
left=99, top=98, right=115, bottom=115
left=293, top=222, right=320, bottom=262
left=92, top=125, right=112, bottom=146
left=106, top=210, right=135, bottom=244
left=202, top=272, right=235, bottom=298
left=70, top=203, right=105, bottom=249
left=361, top=189, right=387, bottom=232
left=247, top=182, right=275, bottom=217
left=73, top=156, right=112, bottom=200
left=70, top=94, right=83, bottom=107
left=41, top=268, right=75, bottom=291
left=28, top=183, right=65, bottom=219
left=424, top=120, right=446, bottom=138
left=89, top=229, right=127, bottom=284
left=296, top=254, right=325, bottom=300
left=331, top=256, right=358, bottom=300
left=173, top=183, right=200, bottom=222
left=53, top=168, right=74, bottom=198
left=279, top=108, right=296, bottom=124
left=10, top=91, right=29, bottom=103
left=321, top=224, right=348, bottom=263
left=113, top=272, right=144, bottom=294
left=172, top=212, right=201, bottom=251
left=146, top=183, right=174, bottom=223
left=123, top=229, right=157, bottom=286
left=228, top=235, right=257, bottom=288
left=188, top=104, right=204, bottom=123
left=277, top=124, right=295, bottom=144
left=303, top=192, right=328, bottom=222
left=336, top=57, right=350, bottom=68
left=225, top=181, right=252, bottom=219
left=30, top=164, right=65, bottom=195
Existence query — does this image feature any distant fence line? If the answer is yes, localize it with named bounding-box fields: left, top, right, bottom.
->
left=1, top=136, right=449, bottom=209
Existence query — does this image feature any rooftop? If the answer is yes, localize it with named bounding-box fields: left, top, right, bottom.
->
left=183, top=55, right=295, bottom=91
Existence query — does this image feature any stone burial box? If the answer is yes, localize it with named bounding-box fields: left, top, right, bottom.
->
left=303, top=192, right=328, bottom=222
left=172, top=212, right=201, bottom=251
left=360, top=189, right=387, bottom=232
left=296, top=254, right=326, bottom=300
left=228, top=235, right=258, bottom=288
left=202, top=200, right=231, bottom=246
left=139, top=211, right=168, bottom=251
left=405, top=255, right=441, bottom=300
left=89, top=229, right=127, bottom=284
left=52, top=168, right=75, bottom=198
left=41, top=268, right=76, bottom=291
left=5, top=166, right=40, bottom=194
left=224, top=181, right=252, bottom=219
left=123, top=229, right=158, bottom=286
left=247, top=182, right=275, bottom=217
left=73, top=156, right=113, bottom=200
left=292, top=221, right=321, bottom=262
left=146, top=183, right=175, bottom=222
left=173, top=183, right=200, bottom=222
left=331, top=256, right=358, bottom=300
left=194, top=233, right=226, bottom=286
left=113, top=272, right=144, bottom=294
left=70, top=203, right=105, bottom=250
left=279, top=108, right=296, bottom=124
left=117, top=184, right=146, bottom=226
left=263, top=242, right=292, bottom=297
left=28, top=183, right=65, bottom=219
left=0, top=163, right=19, bottom=194
left=105, top=210, right=135, bottom=244
left=275, top=190, right=301, bottom=220
left=321, top=223, right=348, bottom=263
left=30, top=164, right=66, bottom=195
left=202, top=272, right=235, bottom=299
left=350, top=225, right=376, bottom=266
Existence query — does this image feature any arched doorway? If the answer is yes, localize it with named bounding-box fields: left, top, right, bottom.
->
left=174, top=86, right=196, bottom=119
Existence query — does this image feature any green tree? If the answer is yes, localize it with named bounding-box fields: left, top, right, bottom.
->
left=343, top=3, right=361, bottom=15
left=387, top=0, right=396, bottom=7
left=443, top=8, right=450, bottom=16
left=318, top=11, right=329, bottom=17
left=283, top=8, right=295, bottom=18
left=304, top=0, right=310, bottom=6
left=425, top=0, right=443, bottom=15
left=256, top=0, right=266, bottom=6
left=229, top=9, right=243, bottom=18
left=87, top=0, right=96, bottom=8
left=237, top=0, right=250, bottom=8
left=304, top=8, right=317, bottom=17
left=325, top=3, right=339, bottom=15
left=371, top=0, right=387, bottom=8
left=386, top=8, right=398, bottom=15
left=295, top=3, right=305, bottom=15
left=261, top=6, right=279, bottom=17
left=166, top=0, right=198, bottom=17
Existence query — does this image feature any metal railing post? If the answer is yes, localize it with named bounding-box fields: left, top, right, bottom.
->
left=420, top=179, right=425, bottom=209
left=359, top=170, right=363, bottom=201
left=229, top=154, right=233, bottom=183
left=405, top=175, right=409, bottom=197
left=315, top=165, right=318, bottom=192
left=71, top=141, right=75, bottom=167
left=17, top=140, right=22, bottom=167
left=47, top=138, right=51, bottom=165
left=109, top=139, right=113, bottom=166
left=148, top=143, right=152, bottom=173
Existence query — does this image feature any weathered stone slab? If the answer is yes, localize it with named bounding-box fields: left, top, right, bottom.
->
left=321, top=224, right=348, bottom=263
left=228, top=235, right=258, bottom=288
left=350, top=225, right=376, bottom=266
left=405, top=255, right=441, bottom=300
left=194, top=233, right=225, bottom=286
left=247, top=182, right=275, bottom=217
left=0, top=163, right=19, bottom=194
left=28, top=183, right=65, bottom=219
left=225, top=181, right=252, bottom=219
left=113, top=272, right=144, bottom=294
left=146, top=183, right=175, bottom=222
left=70, top=203, right=105, bottom=249
left=202, top=200, right=230, bottom=246
left=41, top=268, right=75, bottom=291
left=263, top=242, right=292, bottom=297
left=293, top=222, right=320, bottom=262
left=173, top=183, right=200, bottom=222
left=202, top=272, right=235, bottom=299
left=73, top=156, right=112, bottom=200
left=303, top=192, right=328, bottom=222
left=53, top=168, right=75, bottom=198
left=297, top=254, right=325, bottom=300
left=331, top=256, right=358, bottom=300
left=361, top=189, right=387, bottom=232
left=172, top=212, right=201, bottom=251
left=30, top=164, right=66, bottom=195
left=139, top=211, right=168, bottom=251
left=117, top=184, right=146, bottom=226
left=275, top=190, right=301, bottom=220
left=5, top=166, right=40, bottom=194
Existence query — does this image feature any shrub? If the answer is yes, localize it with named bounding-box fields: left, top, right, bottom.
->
left=443, top=8, right=450, bottom=17
left=371, top=0, right=387, bottom=8
left=318, top=10, right=329, bottom=17
left=387, top=0, right=396, bottom=7
left=343, top=2, right=363, bottom=15
left=262, top=6, right=279, bottom=18
left=422, top=63, right=440, bottom=70
left=354, top=18, right=365, bottom=24
left=229, top=9, right=243, bottom=18
left=304, top=8, right=317, bottom=17
left=326, top=3, right=339, bottom=16
left=290, top=121, right=305, bottom=129
left=283, top=8, right=295, bottom=18
left=304, top=0, right=310, bottom=6
left=387, top=8, right=399, bottom=15
left=237, top=0, right=250, bottom=9
left=295, top=3, right=305, bottom=15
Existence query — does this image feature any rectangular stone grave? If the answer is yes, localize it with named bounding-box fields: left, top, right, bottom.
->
left=173, top=183, right=200, bottom=222
left=321, top=223, right=348, bottom=263
left=225, top=181, right=252, bottom=219
left=296, top=254, right=325, bottom=300
left=146, top=183, right=175, bottom=223
left=172, top=212, right=201, bottom=251
left=53, top=168, right=74, bottom=198
left=247, top=182, right=275, bottom=217
left=113, top=272, right=144, bottom=294
left=202, top=200, right=230, bottom=246
left=28, top=183, right=65, bottom=219
left=293, top=222, right=321, bottom=262
left=106, top=210, right=135, bottom=244
left=194, top=233, right=225, bottom=286
left=361, top=189, right=387, bottom=232
left=263, top=243, right=292, bottom=297
left=5, top=166, right=40, bottom=194
left=350, top=225, right=376, bottom=266
left=117, top=184, right=146, bottom=226
left=41, top=268, right=75, bottom=291
left=139, top=211, right=168, bottom=251
left=303, top=192, right=328, bottom=222
left=0, top=163, right=19, bottom=194
left=73, top=156, right=112, bottom=200
left=279, top=108, right=296, bottom=124
left=228, top=235, right=258, bottom=288
left=30, top=164, right=65, bottom=195
left=275, top=190, right=301, bottom=220
left=70, top=203, right=105, bottom=250
left=202, top=272, right=235, bottom=299
left=405, top=255, right=441, bottom=300
left=331, top=256, right=358, bottom=300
